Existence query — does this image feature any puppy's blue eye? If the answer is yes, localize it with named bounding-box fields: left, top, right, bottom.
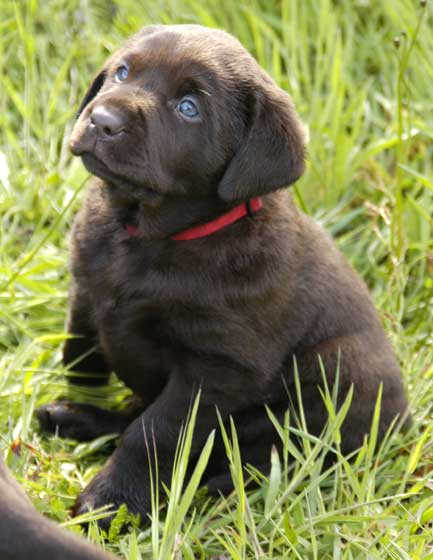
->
left=115, top=65, right=129, bottom=82
left=178, top=98, right=199, bottom=119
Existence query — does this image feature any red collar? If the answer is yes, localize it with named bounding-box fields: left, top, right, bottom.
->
left=125, top=197, right=263, bottom=240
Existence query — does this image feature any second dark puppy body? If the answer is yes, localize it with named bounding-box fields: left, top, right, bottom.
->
left=0, top=454, right=116, bottom=560
left=37, top=25, right=409, bottom=524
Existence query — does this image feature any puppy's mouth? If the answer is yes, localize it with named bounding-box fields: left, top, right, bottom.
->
left=81, top=152, right=118, bottom=182
left=80, top=152, right=161, bottom=205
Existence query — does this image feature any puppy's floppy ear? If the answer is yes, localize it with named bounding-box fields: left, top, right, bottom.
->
left=76, top=70, right=107, bottom=119
left=218, top=87, right=306, bottom=202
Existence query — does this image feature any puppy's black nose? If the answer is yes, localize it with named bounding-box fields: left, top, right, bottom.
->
left=90, top=105, right=125, bottom=136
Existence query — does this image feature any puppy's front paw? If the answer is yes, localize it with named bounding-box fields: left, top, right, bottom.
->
left=73, top=464, right=149, bottom=530
left=36, top=401, right=128, bottom=441
left=36, top=401, right=94, bottom=440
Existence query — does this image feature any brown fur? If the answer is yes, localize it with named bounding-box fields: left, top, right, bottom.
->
left=36, top=24, right=409, bottom=527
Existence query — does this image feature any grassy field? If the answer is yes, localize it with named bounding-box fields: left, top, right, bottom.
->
left=1, top=0, right=433, bottom=558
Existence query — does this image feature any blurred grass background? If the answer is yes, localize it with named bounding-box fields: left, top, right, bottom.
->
left=0, top=0, right=432, bottom=558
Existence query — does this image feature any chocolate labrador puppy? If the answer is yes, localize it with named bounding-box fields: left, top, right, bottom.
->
left=37, top=24, right=409, bottom=526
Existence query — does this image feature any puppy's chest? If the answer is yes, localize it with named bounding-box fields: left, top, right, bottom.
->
left=77, top=227, right=290, bottom=375
left=83, top=235, right=226, bottom=340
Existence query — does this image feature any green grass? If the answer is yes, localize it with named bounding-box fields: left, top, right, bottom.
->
left=1, top=0, right=433, bottom=558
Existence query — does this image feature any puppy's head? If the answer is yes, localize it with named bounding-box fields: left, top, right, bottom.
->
left=70, top=25, right=306, bottom=205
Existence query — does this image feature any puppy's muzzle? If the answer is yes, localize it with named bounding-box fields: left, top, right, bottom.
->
left=70, top=103, right=128, bottom=156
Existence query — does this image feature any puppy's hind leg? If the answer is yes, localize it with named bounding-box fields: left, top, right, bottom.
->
left=202, top=404, right=284, bottom=496
left=204, top=461, right=271, bottom=496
